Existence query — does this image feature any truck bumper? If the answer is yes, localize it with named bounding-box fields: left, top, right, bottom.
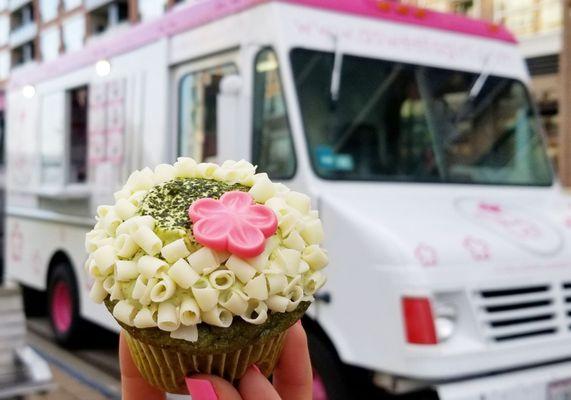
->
left=437, top=360, right=571, bottom=400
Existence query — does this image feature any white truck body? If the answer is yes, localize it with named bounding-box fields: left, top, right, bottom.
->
left=5, top=1, right=571, bottom=398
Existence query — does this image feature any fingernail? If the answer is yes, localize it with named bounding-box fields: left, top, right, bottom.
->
left=296, top=320, right=302, bottom=327
left=185, top=378, right=217, bottom=400
left=251, top=364, right=261, bottom=374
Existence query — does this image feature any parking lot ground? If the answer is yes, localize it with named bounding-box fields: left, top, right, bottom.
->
left=26, top=319, right=121, bottom=400
left=25, top=362, right=111, bottom=400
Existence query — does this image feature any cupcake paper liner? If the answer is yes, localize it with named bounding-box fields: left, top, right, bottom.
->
left=124, top=328, right=288, bottom=394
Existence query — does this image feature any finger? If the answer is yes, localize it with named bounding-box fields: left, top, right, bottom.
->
left=119, top=332, right=166, bottom=400
left=188, top=374, right=243, bottom=400
left=238, top=366, right=281, bottom=400
left=273, top=321, right=313, bottom=400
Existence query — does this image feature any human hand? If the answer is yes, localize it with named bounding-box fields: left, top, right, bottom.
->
left=120, top=321, right=313, bottom=400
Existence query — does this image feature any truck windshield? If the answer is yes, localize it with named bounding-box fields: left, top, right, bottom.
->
left=290, top=48, right=553, bottom=186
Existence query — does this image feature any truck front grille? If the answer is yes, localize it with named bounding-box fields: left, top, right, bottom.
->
left=474, top=284, right=559, bottom=342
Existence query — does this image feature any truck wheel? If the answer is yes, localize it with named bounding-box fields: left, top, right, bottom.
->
left=47, top=263, right=84, bottom=347
left=307, top=330, right=351, bottom=400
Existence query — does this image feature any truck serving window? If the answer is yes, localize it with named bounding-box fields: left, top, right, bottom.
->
left=252, top=48, right=296, bottom=179
left=40, top=86, right=88, bottom=186
left=290, top=48, right=553, bottom=186
left=178, top=64, right=237, bottom=162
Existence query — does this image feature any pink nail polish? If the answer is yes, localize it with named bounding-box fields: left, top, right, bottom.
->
left=185, top=378, right=217, bottom=400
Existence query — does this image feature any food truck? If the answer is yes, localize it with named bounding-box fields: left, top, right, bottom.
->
left=5, top=0, right=571, bottom=398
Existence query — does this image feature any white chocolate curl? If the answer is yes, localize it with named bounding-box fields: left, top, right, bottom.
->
left=241, top=301, right=268, bottom=325
left=138, top=256, right=168, bottom=279
left=300, top=219, right=324, bottom=245
left=92, top=245, right=116, bottom=275
left=266, top=273, right=288, bottom=295
left=170, top=325, right=198, bottom=342
left=154, top=163, right=175, bottom=184
left=243, top=275, right=268, bottom=300
left=150, top=275, right=176, bottom=303
left=134, top=308, right=157, bottom=328
left=192, top=279, right=219, bottom=312
left=161, top=238, right=191, bottom=264
left=179, top=297, right=201, bottom=325
left=248, top=173, right=276, bottom=203
left=115, top=198, right=137, bottom=220
left=114, top=234, right=139, bottom=258
left=168, top=259, right=200, bottom=289
left=115, top=260, right=138, bottom=281
left=225, top=256, right=256, bottom=283
left=209, top=270, right=235, bottom=290
left=285, top=191, right=311, bottom=214
left=187, top=247, right=219, bottom=274
left=302, top=245, right=329, bottom=270
left=219, top=290, right=249, bottom=315
left=174, top=157, right=197, bottom=178
left=267, top=295, right=289, bottom=313
left=202, top=306, right=233, bottom=328
left=113, top=300, right=137, bottom=326
left=131, top=224, right=162, bottom=256
left=157, top=302, right=180, bottom=332
left=89, top=280, right=107, bottom=303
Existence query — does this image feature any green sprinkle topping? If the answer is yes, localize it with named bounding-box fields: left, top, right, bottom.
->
left=139, top=178, right=248, bottom=231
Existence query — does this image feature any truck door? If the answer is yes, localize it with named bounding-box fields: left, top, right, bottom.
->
left=173, top=53, right=238, bottom=162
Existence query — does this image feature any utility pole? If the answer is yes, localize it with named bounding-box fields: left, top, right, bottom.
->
left=560, top=0, right=571, bottom=186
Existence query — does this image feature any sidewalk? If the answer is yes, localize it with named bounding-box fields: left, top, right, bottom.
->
left=26, top=362, right=111, bottom=400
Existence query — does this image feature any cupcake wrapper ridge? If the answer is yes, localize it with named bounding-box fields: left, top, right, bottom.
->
left=124, top=328, right=288, bottom=394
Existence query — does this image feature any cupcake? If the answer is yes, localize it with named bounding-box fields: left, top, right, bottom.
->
left=85, top=158, right=328, bottom=394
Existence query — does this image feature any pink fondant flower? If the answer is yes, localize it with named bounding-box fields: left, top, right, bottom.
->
left=188, top=191, right=278, bottom=258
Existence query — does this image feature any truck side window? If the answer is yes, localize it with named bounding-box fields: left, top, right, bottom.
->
left=68, top=86, right=88, bottom=183
left=178, top=64, right=237, bottom=162
left=40, top=86, right=88, bottom=186
left=252, top=49, right=295, bottom=179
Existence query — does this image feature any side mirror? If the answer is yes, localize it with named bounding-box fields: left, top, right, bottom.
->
left=217, top=75, right=244, bottom=162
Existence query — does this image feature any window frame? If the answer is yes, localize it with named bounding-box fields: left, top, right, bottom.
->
left=39, top=85, right=90, bottom=189
left=251, top=47, right=297, bottom=181
left=288, top=47, right=555, bottom=187
left=176, top=62, right=239, bottom=161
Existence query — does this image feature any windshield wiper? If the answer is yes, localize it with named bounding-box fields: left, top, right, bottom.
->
left=454, top=54, right=493, bottom=124
left=329, top=33, right=343, bottom=107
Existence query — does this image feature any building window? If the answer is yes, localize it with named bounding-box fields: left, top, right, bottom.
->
left=40, top=26, right=60, bottom=62
left=10, top=3, right=35, bottom=31
left=89, top=0, right=129, bottom=36
left=494, top=0, right=562, bottom=37
left=63, top=14, right=84, bottom=52
left=178, top=64, right=237, bottom=162
left=252, top=49, right=295, bottom=179
left=39, top=0, right=59, bottom=23
left=0, top=15, right=9, bottom=47
left=11, top=41, right=35, bottom=67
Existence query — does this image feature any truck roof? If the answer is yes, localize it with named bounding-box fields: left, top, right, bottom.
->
left=9, top=0, right=516, bottom=88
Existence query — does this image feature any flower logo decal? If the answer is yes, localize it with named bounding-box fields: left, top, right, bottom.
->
left=188, top=191, right=278, bottom=258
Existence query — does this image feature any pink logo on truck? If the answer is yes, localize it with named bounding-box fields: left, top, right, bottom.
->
left=188, top=191, right=278, bottom=258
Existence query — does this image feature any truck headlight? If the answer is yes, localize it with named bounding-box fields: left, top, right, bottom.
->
left=434, top=303, right=457, bottom=342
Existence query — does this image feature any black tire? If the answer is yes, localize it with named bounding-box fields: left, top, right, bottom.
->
left=47, top=262, right=84, bottom=347
left=307, top=329, right=352, bottom=400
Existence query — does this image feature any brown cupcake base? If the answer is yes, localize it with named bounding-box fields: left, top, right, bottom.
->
left=124, top=328, right=288, bottom=394
left=106, top=300, right=310, bottom=394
